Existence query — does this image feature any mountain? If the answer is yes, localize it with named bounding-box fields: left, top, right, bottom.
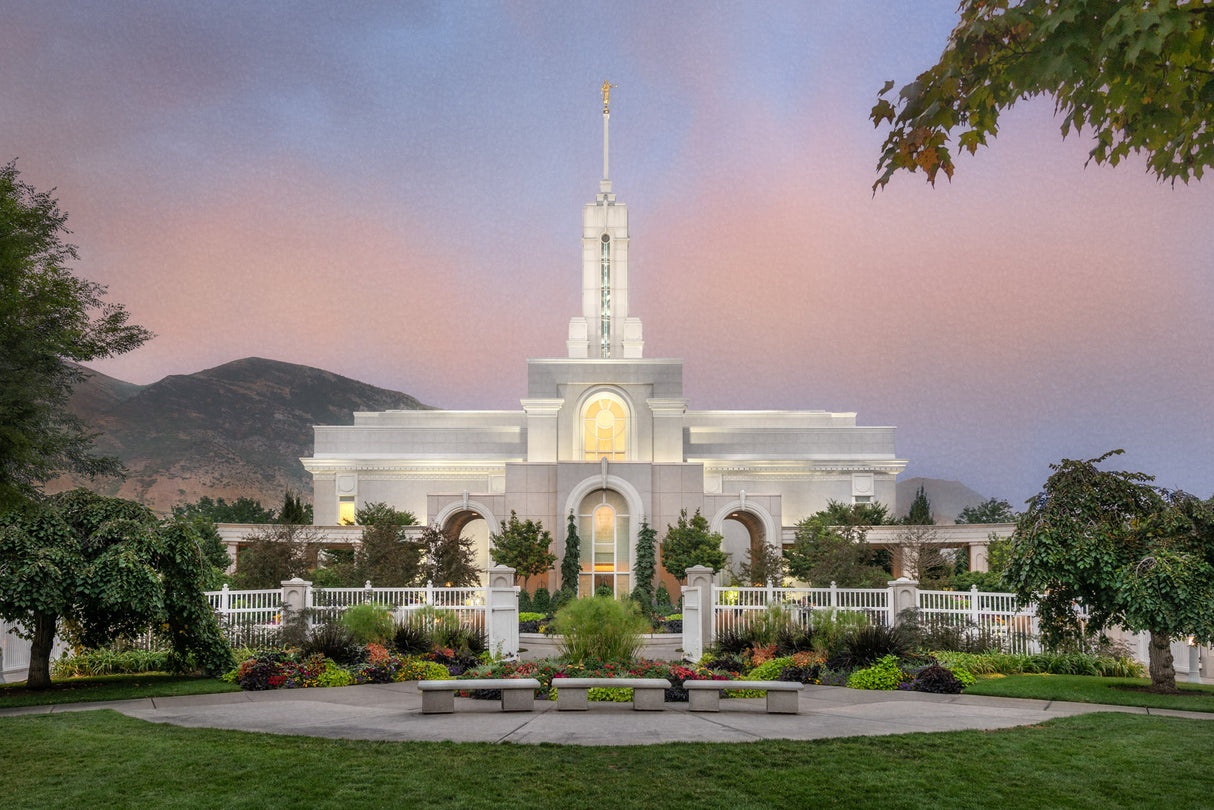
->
left=47, top=357, right=431, bottom=513
left=895, top=477, right=991, bottom=524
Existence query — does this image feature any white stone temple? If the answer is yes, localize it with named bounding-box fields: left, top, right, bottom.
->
left=302, top=85, right=908, bottom=593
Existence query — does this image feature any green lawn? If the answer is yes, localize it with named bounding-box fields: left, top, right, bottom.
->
left=965, top=674, right=1214, bottom=713
left=0, top=710, right=1210, bottom=809
left=0, top=673, right=240, bottom=708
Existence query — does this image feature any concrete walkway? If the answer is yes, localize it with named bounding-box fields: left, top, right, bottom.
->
left=3, top=683, right=1211, bottom=746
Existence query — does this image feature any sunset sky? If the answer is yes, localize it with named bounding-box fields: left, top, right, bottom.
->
left=4, top=2, right=1212, bottom=508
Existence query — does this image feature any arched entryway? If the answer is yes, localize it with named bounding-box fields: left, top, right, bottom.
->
left=435, top=501, right=497, bottom=586
left=576, top=488, right=631, bottom=597
left=710, top=499, right=780, bottom=585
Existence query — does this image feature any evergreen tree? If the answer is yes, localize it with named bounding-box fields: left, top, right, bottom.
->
left=560, top=512, right=582, bottom=596
left=278, top=490, right=313, bottom=525
left=632, top=517, right=657, bottom=602
left=490, top=511, right=556, bottom=589
left=904, top=485, right=935, bottom=525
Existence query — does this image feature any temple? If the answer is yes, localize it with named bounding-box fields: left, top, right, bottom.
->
left=302, top=87, right=908, bottom=592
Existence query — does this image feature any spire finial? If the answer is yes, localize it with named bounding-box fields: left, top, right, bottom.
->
left=601, top=80, right=617, bottom=113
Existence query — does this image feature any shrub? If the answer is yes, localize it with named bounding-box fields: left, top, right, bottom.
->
left=747, top=604, right=798, bottom=647
left=302, top=621, right=364, bottom=665
left=438, top=624, right=487, bottom=657
left=553, top=596, right=649, bottom=663
left=532, top=587, right=551, bottom=614
left=828, top=624, right=914, bottom=671
left=747, top=656, right=795, bottom=681
left=774, top=625, right=815, bottom=655
left=594, top=583, right=614, bottom=598
left=910, top=663, right=965, bottom=694
left=655, top=584, right=673, bottom=608
left=52, top=648, right=172, bottom=678
left=518, top=589, right=533, bottom=613
left=317, top=659, right=353, bottom=688
left=847, top=655, right=908, bottom=690
left=341, top=603, right=396, bottom=645
left=807, top=608, right=870, bottom=658
left=897, top=608, right=1003, bottom=654
left=550, top=588, right=574, bottom=612
left=391, top=621, right=433, bottom=655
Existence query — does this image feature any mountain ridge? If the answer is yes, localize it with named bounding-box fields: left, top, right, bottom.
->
left=48, top=357, right=431, bottom=512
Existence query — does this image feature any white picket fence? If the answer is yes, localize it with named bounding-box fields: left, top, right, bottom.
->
left=206, top=582, right=488, bottom=648
left=712, top=582, right=1046, bottom=654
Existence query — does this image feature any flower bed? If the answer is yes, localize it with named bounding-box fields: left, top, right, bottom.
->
left=225, top=643, right=456, bottom=691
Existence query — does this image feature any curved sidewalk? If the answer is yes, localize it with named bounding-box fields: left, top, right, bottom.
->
left=4, top=683, right=1210, bottom=745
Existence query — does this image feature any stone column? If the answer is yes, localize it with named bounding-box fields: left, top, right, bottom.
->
left=968, top=542, right=990, bottom=573
left=486, top=565, right=520, bottom=659
left=887, top=578, right=919, bottom=626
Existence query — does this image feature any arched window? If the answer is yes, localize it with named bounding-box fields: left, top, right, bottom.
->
left=577, top=489, right=630, bottom=596
left=583, top=395, right=627, bottom=460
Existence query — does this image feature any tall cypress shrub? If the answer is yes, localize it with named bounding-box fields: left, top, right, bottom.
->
left=560, top=512, right=581, bottom=596
left=632, top=517, right=657, bottom=604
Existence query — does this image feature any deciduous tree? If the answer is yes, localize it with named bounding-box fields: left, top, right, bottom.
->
left=1007, top=451, right=1214, bottom=693
left=660, top=509, right=727, bottom=582
left=784, top=500, right=892, bottom=587
left=0, top=489, right=231, bottom=688
left=871, top=1, right=1214, bottom=190
left=956, top=498, right=1017, bottom=524
left=354, top=502, right=421, bottom=587
left=420, top=524, right=479, bottom=587
left=490, top=511, right=556, bottom=589
left=0, top=161, right=152, bottom=509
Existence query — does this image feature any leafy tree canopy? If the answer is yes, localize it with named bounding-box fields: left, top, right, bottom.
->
left=353, top=502, right=422, bottom=587
left=172, top=496, right=276, bottom=525
left=353, top=501, right=416, bottom=527
left=0, top=161, right=152, bottom=509
left=0, top=489, right=231, bottom=688
left=490, top=511, right=556, bottom=589
left=1006, top=450, right=1214, bottom=693
left=232, top=523, right=322, bottom=590
left=871, top=1, right=1214, bottom=190
left=420, top=524, right=479, bottom=587
left=956, top=497, right=1018, bottom=524
left=660, top=509, right=727, bottom=581
left=784, top=500, right=893, bottom=587
left=278, top=490, right=313, bottom=525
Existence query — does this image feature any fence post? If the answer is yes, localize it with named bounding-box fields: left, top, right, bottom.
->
left=887, top=578, right=919, bottom=626
left=220, top=583, right=230, bottom=618
left=426, top=580, right=434, bottom=607
left=688, top=566, right=715, bottom=657
left=765, top=579, right=774, bottom=606
left=280, top=577, right=312, bottom=629
left=485, top=566, right=519, bottom=659
left=829, top=581, right=838, bottom=609
left=969, top=584, right=981, bottom=625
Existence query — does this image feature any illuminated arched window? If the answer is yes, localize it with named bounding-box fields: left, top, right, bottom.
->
left=577, top=489, right=630, bottom=597
left=583, top=395, right=628, bottom=460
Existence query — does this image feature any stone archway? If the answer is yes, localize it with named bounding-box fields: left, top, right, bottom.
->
left=710, top=497, right=780, bottom=584
left=434, top=500, right=498, bottom=586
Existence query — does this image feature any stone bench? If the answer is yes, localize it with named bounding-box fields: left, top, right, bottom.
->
left=683, top=679, right=803, bottom=714
left=554, top=677, right=673, bottom=711
left=417, top=678, right=542, bottom=714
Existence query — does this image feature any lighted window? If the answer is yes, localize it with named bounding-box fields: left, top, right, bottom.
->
left=583, top=396, right=627, bottom=460
left=338, top=496, right=356, bottom=525
left=578, top=489, right=630, bottom=597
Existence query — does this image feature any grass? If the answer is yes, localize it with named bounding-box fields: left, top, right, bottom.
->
left=0, top=673, right=240, bottom=708
left=964, top=674, right=1214, bottom=713
left=0, top=710, right=1211, bottom=808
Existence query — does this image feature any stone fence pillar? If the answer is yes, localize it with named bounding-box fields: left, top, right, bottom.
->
left=486, top=565, right=520, bottom=659
left=682, top=566, right=715, bottom=662
left=887, top=578, right=919, bottom=626
left=281, top=577, right=313, bottom=633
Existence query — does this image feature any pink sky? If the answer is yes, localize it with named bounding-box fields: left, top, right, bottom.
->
left=4, top=2, right=1211, bottom=507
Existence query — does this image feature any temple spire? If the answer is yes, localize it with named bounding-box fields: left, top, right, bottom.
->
left=601, top=81, right=616, bottom=192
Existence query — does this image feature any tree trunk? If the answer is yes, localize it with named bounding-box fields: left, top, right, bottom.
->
left=1147, top=629, right=1178, bottom=694
left=25, top=612, right=58, bottom=690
